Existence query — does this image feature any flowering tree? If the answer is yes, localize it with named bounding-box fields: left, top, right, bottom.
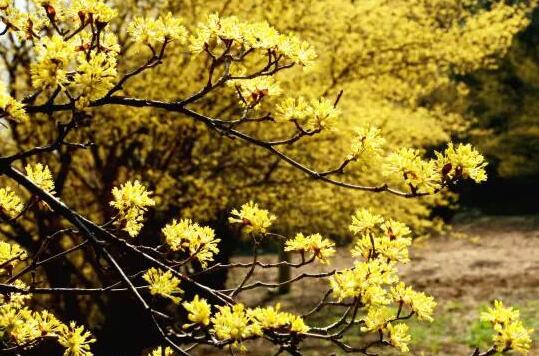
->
left=0, top=0, right=535, bottom=355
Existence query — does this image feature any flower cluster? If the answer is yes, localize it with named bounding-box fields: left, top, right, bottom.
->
left=230, top=76, right=282, bottom=107
left=385, top=148, right=440, bottom=194
left=229, top=201, right=276, bottom=235
left=348, top=126, right=386, bottom=161
left=328, top=209, right=438, bottom=353
left=284, top=232, right=335, bottom=264
left=58, top=321, right=96, bottom=356
left=436, top=143, right=488, bottom=183
left=149, top=346, right=173, bottom=356
left=0, top=85, right=28, bottom=123
left=128, top=12, right=188, bottom=48
left=0, top=283, right=95, bottom=355
left=72, top=52, right=118, bottom=110
left=350, top=210, right=412, bottom=263
left=275, top=96, right=340, bottom=130
left=480, top=300, right=533, bottom=354
left=70, top=0, right=117, bottom=24
left=182, top=295, right=212, bottom=328
left=143, top=267, right=183, bottom=304
left=31, top=35, right=76, bottom=91
left=385, top=143, right=487, bottom=194
left=25, top=163, right=55, bottom=194
left=329, top=259, right=398, bottom=304
left=0, top=187, right=24, bottom=219
left=110, top=180, right=155, bottom=237
left=210, top=304, right=262, bottom=349
left=0, top=241, right=27, bottom=270
left=248, top=304, right=309, bottom=334
left=189, top=13, right=316, bottom=67
left=162, top=219, right=220, bottom=268
left=390, top=282, right=437, bottom=321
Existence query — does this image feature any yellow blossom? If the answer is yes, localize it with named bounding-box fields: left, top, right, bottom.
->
left=230, top=77, right=282, bottom=107
left=361, top=306, right=393, bottom=332
left=275, top=97, right=309, bottom=122
left=210, top=304, right=262, bottom=345
left=348, top=126, right=386, bottom=161
left=143, top=267, right=183, bottom=304
left=110, top=180, right=155, bottom=237
left=349, top=209, right=384, bottom=235
left=385, top=148, right=441, bottom=194
left=387, top=322, right=411, bottom=352
left=305, top=97, right=339, bottom=130
left=31, top=35, right=76, bottom=90
left=58, top=321, right=96, bottom=356
left=329, top=259, right=397, bottom=304
left=72, top=52, right=117, bottom=110
left=493, top=320, right=533, bottom=354
left=149, top=346, right=173, bottom=356
left=436, top=143, right=488, bottom=183
left=182, top=295, right=211, bottom=327
left=25, top=163, right=55, bottom=194
left=284, top=233, right=335, bottom=264
left=0, top=241, right=27, bottom=269
left=0, top=85, right=29, bottom=123
left=481, top=300, right=520, bottom=326
left=0, top=186, right=24, bottom=218
left=162, top=219, right=220, bottom=268
left=69, top=0, right=117, bottom=23
left=229, top=201, right=276, bottom=235
left=390, top=282, right=436, bottom=321
left=128, top=12, right=188, bottom=47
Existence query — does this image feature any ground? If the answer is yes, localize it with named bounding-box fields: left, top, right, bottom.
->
left=197, top=216, right=539, bottom=355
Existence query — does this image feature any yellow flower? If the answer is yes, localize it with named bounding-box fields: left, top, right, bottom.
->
left=210, top=304, right=262, bottom=344
left=72, top=52, right=117, bottom=109
left=31, top=35, right=76, bottom=90
left=329, top=259, right=397, bottom=304
left=361, top=306, right=393, bottom=332
left=493, top=320, right=533, bottom=354
left=385, top=148, right=441, bottom=194
left=0, top=280, right=31, bottom=307
left=70, top=0, right=117, bottom=23
left=284, top=233, right=335, bottom=264
left=481, top=300, right=520, bottom=326
left=0, top=187, right=24, bottom=218
left=348, top=126, right=386, bottom=161
left=0, top=241, right=27, bottom=269
left=143, top=267, right=183, bottom=304
left=25, top=163, right=55, bottom=194
left=149, top=346, right=173, bottom=356
left=58, top=321, right=96, bottom=356
left=34, top=310, right=64, bottom=336
left=162, top=219, right=220, bottom=268
left=229, top=201, right=276, bottom=235
left=128, top=12, right=188, bottom=47
left=182, top=295, right=211, bottom=327
left=110, top=180, right=155, bottom=237
left=248, top=304, right=309, bottom=334
left=305, top=97, right=339, bottom=130
left=275, top=97, right=310, bottom=122
left=0, top=85, right=28, bottom=123
left=349, top=209, right=384, bottom=235
left=436, top=143, right=488, bottom=183
left=387, top=322, right=411, bottom=352
left=278, top=34, right=317, bottom=68
left=230, top=77, right=282, bottom=107
left=390, top=282, right=436, bottom=321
